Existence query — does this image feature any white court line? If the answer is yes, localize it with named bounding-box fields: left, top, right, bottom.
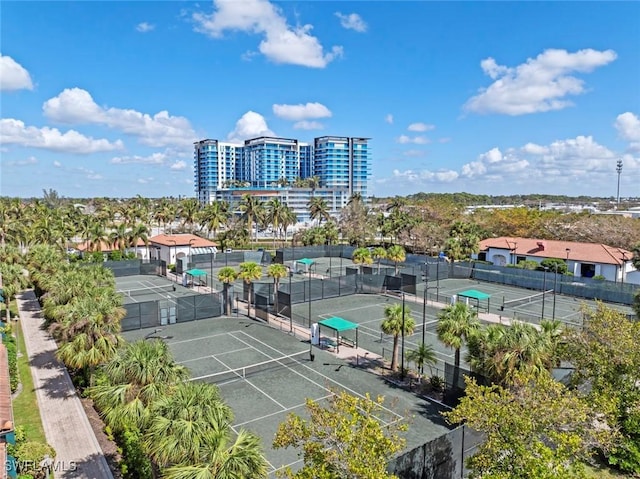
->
left=233, top=393, right=335, bottom=428
left=169, top=330, right=239, bottom=345
left=177, top=346, right=254, bottom=364
left=233, top=330, right=404, bottom=423
left=213, top=352, right=288, bottom=410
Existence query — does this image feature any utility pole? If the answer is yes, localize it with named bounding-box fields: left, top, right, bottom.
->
left=616, top=159, right=623, bottom=209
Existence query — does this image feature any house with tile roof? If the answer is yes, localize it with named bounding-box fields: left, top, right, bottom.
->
left=476, top=237, right=637, bottom=284
left=149, top=234, right=217, bottom=265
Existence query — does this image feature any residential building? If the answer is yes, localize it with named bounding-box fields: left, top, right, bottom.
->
left=476, top=237, right=636, bottom=284
left=149, top=234, right=218, bottom=265
left=194, top=135, right=371, bottom=222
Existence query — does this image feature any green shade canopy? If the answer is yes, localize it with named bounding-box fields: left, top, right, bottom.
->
left=297, top=258, right=314, bottom=265
left=318, top=317, right=359, bottom=353
left=458, top=289, right=491, bottom=300
left=186, top=268, right=208, bottom=277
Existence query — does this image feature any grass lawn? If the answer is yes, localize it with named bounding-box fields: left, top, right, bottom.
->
left=11, top=316, right=47, bottom=443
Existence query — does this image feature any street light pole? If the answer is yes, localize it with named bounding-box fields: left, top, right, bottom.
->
left=422, top=263, right=427, bottom=346
left=621, top=252, right=627, bottom=285
left=541, top=267, right=547, bottom=320
left=401, top=290, right=406, bottom=381
left=616, top=159, right=623, bottom=209
left=552, top=264, right=558, bottom=320
left=308, top=263, right=312, bottom=328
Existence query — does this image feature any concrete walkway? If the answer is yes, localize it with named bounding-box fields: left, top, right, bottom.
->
left=16, top=290, right=113, bottom=479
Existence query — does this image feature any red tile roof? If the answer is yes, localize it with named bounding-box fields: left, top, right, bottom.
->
left=149, top=234, right=217, bottom=247
left=479, top=237, right=632, bottom=266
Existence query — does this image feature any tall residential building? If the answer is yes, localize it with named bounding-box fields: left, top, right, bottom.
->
left=194, top=135, right=370, bottom=222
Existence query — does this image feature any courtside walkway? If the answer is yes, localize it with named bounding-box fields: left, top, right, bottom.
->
left=16, top=290, right=113, bottom=479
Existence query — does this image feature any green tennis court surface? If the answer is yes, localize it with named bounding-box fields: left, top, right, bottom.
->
left=115, top=274, right=199, bottom=304
left=429, top=278, right=634, bottom=327
left=122, top=317, right=452, bottom=477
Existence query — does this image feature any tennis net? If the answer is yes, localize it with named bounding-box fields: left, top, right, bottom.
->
left=192, top=350, right=308, bottom=384
left=501, top=290, right=553, bottom=311
left=116, top=284, right=175, bottom=298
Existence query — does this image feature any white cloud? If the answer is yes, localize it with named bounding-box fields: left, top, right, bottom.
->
left=193, top=0, right=343, bottom=68
left=438, top=137, right=451, bottom=144
left=616, top=112, right=640, bottom=153
left=385, top=114, right=393, bottom=124
left=460, top=135, right=618, bottom=183
left=136, top=22, right=155, bottom=32
left=110, top=152, right=168, bottom=165
left=335, top=12, right=367, bottom=32
left=397, top=135, right=429, bottom=145
left=293, top=120, right=323, bottom=130
left=390, top=168, right=459, bottom=183
left=4, top=156, right=38, bottom=167
left=407, top=122, right=434, bottom=132
left=0, top=54, right=33, bottom=91
left=614, top=112, right=640, bottom=146
left=0, top=118, right=123, bottom=154
left=272, top=102, right=331, bottom=121
left=227, top=111, right=274, bottom=142
left=464, top=48, right=617, bottom=115
left=170, top=160, right=187, bottom=170
left=53, top=160, right=62, bottom=168
left=43, top=88, right=196, bottom=147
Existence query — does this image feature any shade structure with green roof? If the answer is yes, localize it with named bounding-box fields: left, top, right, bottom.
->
left=318, top=316, right=358, bottom=353
left=295, top=258, right=314, bottom=273
left=457, top=289, right=491, bottom=312
left=185, top=268, right=208, bottom=290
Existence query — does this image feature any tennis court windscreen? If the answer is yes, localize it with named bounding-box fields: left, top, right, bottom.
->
left=192, top=350, right=308, bottom=384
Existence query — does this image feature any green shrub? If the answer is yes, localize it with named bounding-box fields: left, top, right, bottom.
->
left=593, top=275, right=605, bottom=281
left=3, top=333, right=18, bottom=392
left=117, top=428, right=153, bottom=479
left=13, top=441, right=56, bottom=479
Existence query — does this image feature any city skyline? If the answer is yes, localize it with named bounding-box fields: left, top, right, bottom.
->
left=1, top=1, right=639, bottom=199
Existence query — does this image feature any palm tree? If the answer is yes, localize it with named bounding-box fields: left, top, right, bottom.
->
left=371, top=247, right=387, bottom=274
left=162, top=428, right=268, bottom=479
left=436, top=302, right=480, bottom=387
left=201, top=201, right=230, bottom=240
left=143, top=382, right=233, bottom=467
left=128, top=223, right=150, bottom=258
left=237, top=262, right=262, bottom=318
left=109, top=223, right=129, bottom=252
left=406, top=343, right=437, bottom=379
left=308, top=197, right=330, bottom=226
left=352, top=247, right=372, bottom=274
left=266, top=198, right=286, bottom=248
left=307, top=175, right=320, bottom=196
left=386, top=245, right=406, bottom=275
left=380, top=303, right=415, bottom=372
left=178, top=198, right=201, bottom=230
left=54, top=292, right=125, bottom=381
left=89, top=339, right=189, bottom=432
left=218, top=266, right=237, bottom=316
left=266, top=264, right=288, bottom=315
left=239, top=195, right=264, bottom=246
left=280, top=206, right=297, bottom=246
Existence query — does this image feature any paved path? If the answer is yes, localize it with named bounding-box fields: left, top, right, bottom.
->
left=16, top=290, right=113, bottom=479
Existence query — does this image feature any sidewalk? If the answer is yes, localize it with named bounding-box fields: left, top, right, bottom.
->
left=16, top=290, right=113, bottom=479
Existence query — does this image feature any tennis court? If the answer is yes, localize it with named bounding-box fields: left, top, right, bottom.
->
left=122, top=317, right=452, bottom=477
left=115, top=274, right=200, bottom=305
left=292, top=293, right=457, bottom=374
left=427, top=278, right=635, bottom=327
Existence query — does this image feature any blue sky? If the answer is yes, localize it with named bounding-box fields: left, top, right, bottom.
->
left=1, top=1, right=639, bottom=199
